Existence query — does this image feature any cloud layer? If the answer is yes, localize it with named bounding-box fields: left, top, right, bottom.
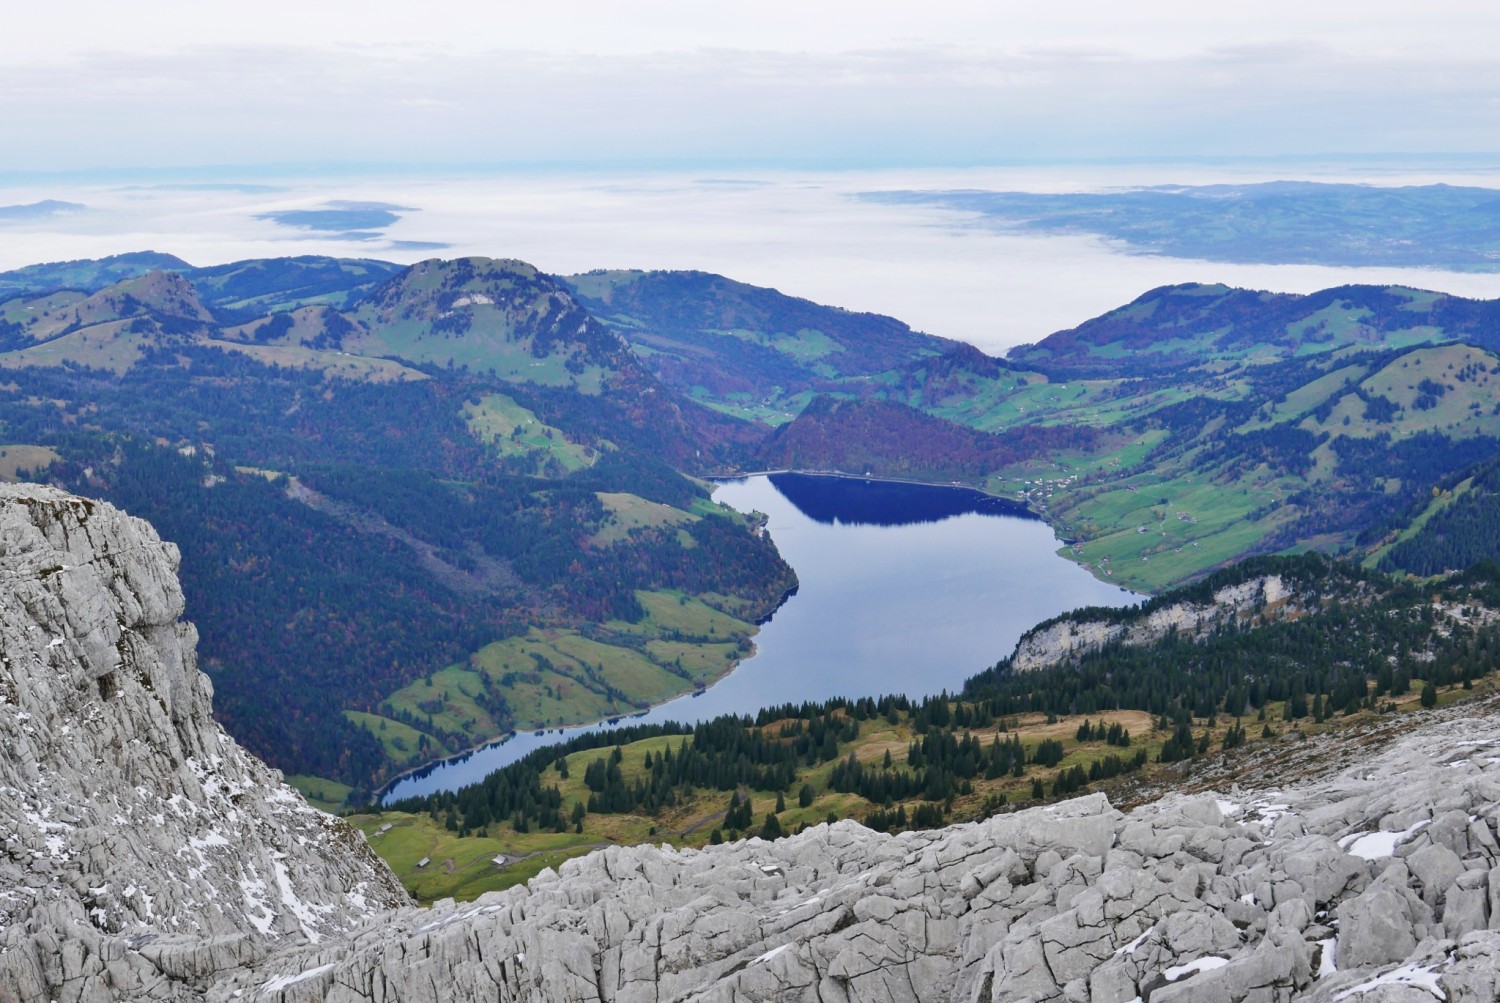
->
left=5, top=2, right=1499, bottom=172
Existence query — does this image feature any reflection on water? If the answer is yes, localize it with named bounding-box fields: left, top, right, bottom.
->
left=766, top=472, right=1033, bottom=527
left=381, top=474, right=1136, bottom=802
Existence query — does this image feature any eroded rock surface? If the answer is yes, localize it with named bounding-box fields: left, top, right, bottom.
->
left=0, top=485, right=410, bottom=1000
left=1010, top=574, right=1294, bottom=672
left=5, top=485, right=1500, bottom=1002
left=238, top=733, right=1500, bottom=1003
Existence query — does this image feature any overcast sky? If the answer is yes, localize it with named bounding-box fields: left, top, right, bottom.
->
left=6, top=1, right=1499, bottom=174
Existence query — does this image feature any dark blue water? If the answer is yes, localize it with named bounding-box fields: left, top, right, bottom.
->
left=382, top=473, right=1136, bottom=801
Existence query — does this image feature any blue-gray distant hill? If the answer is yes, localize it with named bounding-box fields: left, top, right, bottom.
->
left=0, top=252, right=404, bottom=318
left=0, top=251, right=191, bottom=300
left=863, top=181, right=1500, bottom=271
left=0, top=199, right=85, bottom=222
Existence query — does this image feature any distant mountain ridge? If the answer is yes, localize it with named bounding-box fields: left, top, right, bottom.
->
left=0, top=250, right=191, bottom=300
left=0, top=251, right=402, bottom=318
left=862, top=180, right=1500, bottom=270
left=564, top=268, right=955, bottom=417
left=1010, top=282, right=1500, bottom=379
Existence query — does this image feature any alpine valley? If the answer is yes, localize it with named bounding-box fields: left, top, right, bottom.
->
left=7, top=252, right=1500, bottom=809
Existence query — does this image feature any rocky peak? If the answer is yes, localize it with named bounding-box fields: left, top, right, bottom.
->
left=352, top=255, right=635, bottom=377
left=0, top=485, right=408, bottom=998
left=77, top=269, right=214, bottom=326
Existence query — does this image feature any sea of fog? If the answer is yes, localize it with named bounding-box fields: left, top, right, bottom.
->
left=5, top=163, right=1500, bottom=354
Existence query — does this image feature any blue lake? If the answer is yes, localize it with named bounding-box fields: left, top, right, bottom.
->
left=382, top=473, right=1137, bottom=801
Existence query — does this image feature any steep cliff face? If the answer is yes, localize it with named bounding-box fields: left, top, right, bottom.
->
left=5, top=487, right=1500, bottom=1003
left=1010, top=573, right=1293, bottom=672
left=0, top=485, right=409, bottom=1000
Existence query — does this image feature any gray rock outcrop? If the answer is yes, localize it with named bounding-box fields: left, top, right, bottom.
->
left=4, top=484, right=1500, bottom=1002
left=233, top=719, right=1500, bottom=1003
left=1010, top=574, right=1294, bottom=672
left=0, top=485, right=410, bottom=1001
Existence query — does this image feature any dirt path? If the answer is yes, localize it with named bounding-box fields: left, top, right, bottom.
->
left=676, top=808, right=727, bottom=838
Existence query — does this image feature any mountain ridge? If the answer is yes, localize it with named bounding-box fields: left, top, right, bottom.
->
left=12, top=251, right=1500, bottom=788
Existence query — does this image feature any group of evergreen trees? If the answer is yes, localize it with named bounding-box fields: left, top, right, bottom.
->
left=962, top=555, right=1500, bottom=734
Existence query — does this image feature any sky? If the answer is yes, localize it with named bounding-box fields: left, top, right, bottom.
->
left=6, top=2, right=1500, bottom=174
left=4, top=4, right=1500, bottom=352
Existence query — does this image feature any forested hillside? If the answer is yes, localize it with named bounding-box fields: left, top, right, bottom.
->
left=756, top=396, right=1100, bottom=481
left=1008, top=282, right=1500, bottom=379
left=1369, top=455, right=1500, bottom=575
left=563, top=268, right=954, bottom=421
left=0, top=259, right=798, bottom=803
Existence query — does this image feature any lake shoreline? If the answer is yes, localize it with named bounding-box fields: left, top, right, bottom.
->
left=379, top=472, right=1138, bottom=803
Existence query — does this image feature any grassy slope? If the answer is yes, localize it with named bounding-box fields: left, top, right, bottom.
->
left=889, top=339, right=1500, bottom=593
left=0, top=445, right=60, bottom=481
left=463, top=393, right=603, bottom=475
left=349, top=591, right=760, bottom=765
left=590, top=493, right=693, bottom=546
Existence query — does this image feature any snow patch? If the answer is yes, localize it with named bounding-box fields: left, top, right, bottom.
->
left=1317, top=938, right=1338, bottom=978
left=1332, top=961, right=1444, bottom=1000
left=189, top=831, right=231, bottom=851
left=241, top=877, right=276, bottom=935
left=272, top=857, right=324, bottom=943
left=258, top=962, right=336, bottom=994
left=752, top=943, right=791, bottom=965
left=1162, top=956, right=1229, bottom=981
left=1339, top=819, right=1431, bottom=860
left=1244, top=799, right=1290, bottom=826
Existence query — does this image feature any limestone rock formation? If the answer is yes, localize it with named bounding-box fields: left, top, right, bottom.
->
left=0, top=485, right=410, bottom=1000
left=1010, top=574, right=1293, bottom=672
left=238, top=721, right=1500, bottom=1003
left=5, top=484, right=1500, bottom=1002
